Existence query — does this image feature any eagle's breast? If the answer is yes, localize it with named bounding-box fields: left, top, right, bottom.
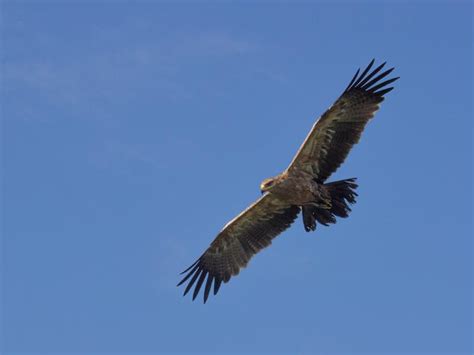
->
left=271, top=171, right=319, bottom=205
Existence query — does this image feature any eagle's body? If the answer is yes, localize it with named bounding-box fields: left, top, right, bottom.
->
left=178, top=60, right=399, bottom=303
left=261, top=170, right=327, bottom=206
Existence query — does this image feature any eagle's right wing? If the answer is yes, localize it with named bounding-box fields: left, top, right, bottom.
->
left=287, top=60, right=399, bottom=182
left=178, top=193, right=300, bottom=303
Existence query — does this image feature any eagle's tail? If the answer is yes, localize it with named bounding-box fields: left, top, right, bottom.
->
left=302, top=178, right=358, bottom=232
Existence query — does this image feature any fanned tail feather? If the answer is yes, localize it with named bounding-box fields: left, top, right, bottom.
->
left=302, top=178, right=358, bottom=232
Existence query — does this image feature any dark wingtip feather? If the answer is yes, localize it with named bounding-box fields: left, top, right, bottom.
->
left=178, top=256, right=224, bottom=303
left=183, top=266, right=202, bottom=296
left=179, top=259, right=200, bottom=275
left=345, top=60, right=398, bottom=97
left=344, top=68, right=360, bottom=92
left=214, top=278, right=222, bottom=295
left=203, top=274, right=213, bottom=303
left=352, top=59, right=375, bottom=88
left=361, top=67, right=394, bottom=91
left=177, top=262, right=200, bottom=286
left=368, top=76, right=399, bottom=94
left=192, top=270, right=207, bottom=301
left=374, top=87, right=395, bottom=97
left=357, top=61, right=386, bottom=88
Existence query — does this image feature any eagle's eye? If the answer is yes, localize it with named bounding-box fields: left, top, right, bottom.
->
left=260, top=179, right=275, bottom=191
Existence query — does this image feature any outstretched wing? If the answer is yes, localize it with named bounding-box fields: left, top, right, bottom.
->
left=178, top=194, right=300, bottom=303
left=287, top=59, right=399, bottom=182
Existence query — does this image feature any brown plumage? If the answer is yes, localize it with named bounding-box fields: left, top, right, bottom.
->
left=178, top=59, right=399, bottom=303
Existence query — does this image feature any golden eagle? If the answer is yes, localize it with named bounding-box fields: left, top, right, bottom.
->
left=178, top=60, right=398, bottom=303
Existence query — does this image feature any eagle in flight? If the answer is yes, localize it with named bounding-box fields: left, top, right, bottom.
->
left=178, top=59, right=398, bottom=303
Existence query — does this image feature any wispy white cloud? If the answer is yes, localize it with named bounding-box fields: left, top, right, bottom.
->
left=3, top=28, right=260, bottom=121
left=175, top=31, right=257, bottom=56
left=2, top=23, right=262, bottom=188
left=88, top=140, right=164, bottom=172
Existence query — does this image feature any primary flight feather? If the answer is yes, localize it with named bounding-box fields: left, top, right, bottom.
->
left=178, top=59, right=399, bottom=303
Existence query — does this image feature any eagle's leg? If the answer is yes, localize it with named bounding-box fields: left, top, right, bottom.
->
left=301, top=178, right=358, bottom=232
left=302, top=205, right=317, bottom=232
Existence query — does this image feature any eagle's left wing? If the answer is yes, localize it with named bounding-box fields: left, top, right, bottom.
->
left=287, top=59, right=399, bottom=183
left=178, top=193, right=300, bottom=303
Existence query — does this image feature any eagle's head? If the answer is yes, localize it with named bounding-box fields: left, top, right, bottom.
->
left=260, top=177, right=277, bottom=193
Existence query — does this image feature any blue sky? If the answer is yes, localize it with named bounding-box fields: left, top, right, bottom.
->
left=2, top=2, right=472, bottom=354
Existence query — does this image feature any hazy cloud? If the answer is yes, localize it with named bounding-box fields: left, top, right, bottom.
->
left=3, top=28, right=259, bottom=120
